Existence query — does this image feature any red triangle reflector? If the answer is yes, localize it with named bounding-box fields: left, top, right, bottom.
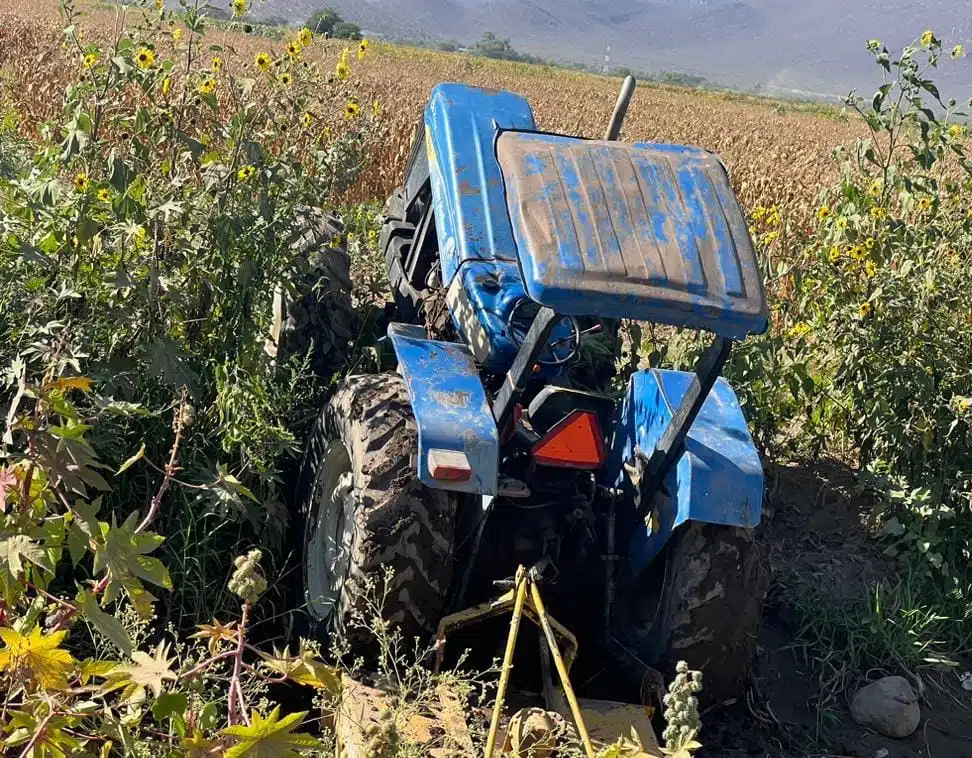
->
left=531, top=410, right=606, bottom=470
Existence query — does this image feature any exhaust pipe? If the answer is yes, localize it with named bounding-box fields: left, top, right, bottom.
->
left=604, top=75, right=636, bottom=141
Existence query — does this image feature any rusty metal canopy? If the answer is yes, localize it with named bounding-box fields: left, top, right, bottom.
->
left=496, top=131, right=768, bottom=338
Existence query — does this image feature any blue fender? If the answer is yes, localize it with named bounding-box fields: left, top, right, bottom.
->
left=608, top=368, right=764, bottom=574
left=387, top=322, right=499, bottom=496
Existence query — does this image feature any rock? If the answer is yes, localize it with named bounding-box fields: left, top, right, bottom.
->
left=850, top=676, right=921, bottom=739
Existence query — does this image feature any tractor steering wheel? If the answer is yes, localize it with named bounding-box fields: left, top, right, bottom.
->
left=507, top=300, right=582, bottom=367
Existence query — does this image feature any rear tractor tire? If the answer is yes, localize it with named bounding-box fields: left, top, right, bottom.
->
left=295, top=373, right=457, bottom=649
left=618, top=521, right=769, bottom=705
left=265, top=208, right=356, bottom=378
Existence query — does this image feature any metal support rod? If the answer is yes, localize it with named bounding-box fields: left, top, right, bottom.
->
left=636, top=335, right=732, bottom=520
left=484, top=568, right=529, bottom=758
left=529, top=580, right=596, bottom=757
left=604, top=75, right=636, bottom=141
left=492, top=306, right=561, bottom=433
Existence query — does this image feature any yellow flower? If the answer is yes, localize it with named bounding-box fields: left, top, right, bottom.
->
left=237, top=165, right=256, bottom=181
left=73, top=172, right=89, bottom=193
left=160, top=77, right=172, bottom=95
left=920, top=30, right=935, bottom=48
left=301, top=111, right=313, bottom=128
left=751, top=206, right=767, bottom=221
left=766, top=206, right=781, bottom=227
left=255, top=52, right=272, bottom=71
left=358, top=38, right=370, bottom=60
left=336, top=48, right=351, bottom=80
left=155, top=0, right=163, bottom=9
left=864, top=260, right=878, bottom=277
left=849, top=244, right=866, bottom=260
left=917, top=196, right=932, bottom=213
left=870, top=206, right=887, bottom=220
left=828, top=246, right=840, bottom=262
left=835, top=217, right=848, bottom=231
left=817, top=204, right=831, bottom=221
left=212, top=55, right=223, bottom=72
left=372, top=99, right=381, bottom=119
left=97, top=188, right=111, bottom=202
left=344, top=100, right=360, bottom=120
left=199, top=77, right=216, bottom=95
left=172, top=28, right=183, bottom=42
left=83, top=52, right=99, bottom=69
left=950, top=123, right=964, bottom=139
left=231, top=0, right=247, bottom=18
left=763, top=230, right=779, bottom=244
left=136, top=47, right=156, bottom=70
left=298, top=27, right=313, bottom=47
left=0, top=627, right=76, bottom=692
left=867, top=180, right=882, bottom=197
left=952, top=44, right=965, bottom=59
left=287, top=40, right=302, bottom=58
left=864, top=237, right=876, bottom=250
left=858, top=301, right=873, bottom=319
left=788, top=322, right=811, bottom=339
left=279, top=71, right=293, bottom=86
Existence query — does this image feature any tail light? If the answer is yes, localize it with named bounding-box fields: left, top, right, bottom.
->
left=428, top=449, right=472, bottom=482
left=531, top=409, right=606, bottom=470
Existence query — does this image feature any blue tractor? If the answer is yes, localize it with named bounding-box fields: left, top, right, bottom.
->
left=296, top=78, right=769, bottom=703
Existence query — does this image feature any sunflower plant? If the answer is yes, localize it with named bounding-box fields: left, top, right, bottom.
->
left=0, top=0, right=383, bottom=752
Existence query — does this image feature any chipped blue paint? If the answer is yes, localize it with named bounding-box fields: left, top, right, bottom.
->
left=424, top=84, right=536, bottom=372
left=387, top=322, right=499, bottom=496
left=606, top=368, right=764, bottom=574
left=496, top=131, right=768, bottom=339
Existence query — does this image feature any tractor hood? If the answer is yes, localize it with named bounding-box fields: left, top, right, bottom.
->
left=497, top=131, right=768, bottom=339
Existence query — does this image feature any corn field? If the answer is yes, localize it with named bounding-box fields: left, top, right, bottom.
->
left=0, top=0, right=859, bottom=217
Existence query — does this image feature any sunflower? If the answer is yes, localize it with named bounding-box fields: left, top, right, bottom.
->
left=835, top=217, right=848, bottom=231
left=828, top=246, right=840, bottom=262
left=952, top=44, right=965, bottom=59
left=950, top=124, right=964, bottom=140
left=73, top=172, right=90, bottom=193
left=920, top=30, right=935, bottom=48
left=172, top=28, right=183, bottom=42
left=870, top=206, right=887, bottom=220
left=858, top=302, right=873, bottom=319
left=287, top=40, right=302, bottom=58
left=231, top=0, right=247, bottom=18
left=344, top=100, right=360, bottom=120
left=83, top=52, right=99, bottom=69
left=917, top=196, right=932, bottom=213
left=237, top=165, right=256, bottom=181
left=335, top=59, right=350, bottom=80
left=358, top=38, right=369, bottom=60
left=864, top=260, right=878, bottom=278
left=97, top=188, right=111, bottom=203
left=135, top=47, right=155, bottom=70
left=161, top=77, right=172, bottom=96
left=199, top=77, right=217, bottom=95
left=301, top=111, right=314, bottom=128
left=212, top=56, right=223, bottom=72
left=298, top=27, right=313, bottom=47
left=279, top=71, right=293, bottom=86
left=816, top=204, right=831, bottom=221
left=255, top=52, right=272, bottom=71
left=867, top=180, right=882, bottom=197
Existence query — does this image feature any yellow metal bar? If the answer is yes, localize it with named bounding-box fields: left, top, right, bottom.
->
left=484, top=568, right=529, bottom=758
left=529, top=581, right=596, bottom=758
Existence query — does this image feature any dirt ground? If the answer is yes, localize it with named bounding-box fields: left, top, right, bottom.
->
left=701, top=461, right=972, bottom=758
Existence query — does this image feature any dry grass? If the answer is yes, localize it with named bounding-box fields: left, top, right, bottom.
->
left=0, top=0, right=859, bottom=213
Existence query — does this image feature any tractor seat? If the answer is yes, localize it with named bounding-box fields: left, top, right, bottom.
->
left=496, top=132, right=768, bottom=339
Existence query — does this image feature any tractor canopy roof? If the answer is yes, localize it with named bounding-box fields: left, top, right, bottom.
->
left=423, top=83, right=767, bottom=342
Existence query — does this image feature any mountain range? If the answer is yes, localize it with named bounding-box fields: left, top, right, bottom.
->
left=250, top=0, right=972, bottom=98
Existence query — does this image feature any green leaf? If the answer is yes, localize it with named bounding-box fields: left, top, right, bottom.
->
left=199, top=702, right=220, bottom=731
left=152, top=692, right=189, bottom=722
left=222, top=707, right=323, bottom=758
left=76, top=590, right=134, bottom=657
left=0, top=535, right=54, bottom=577
left=116, top=443, right=146, bottom=476
left=92, top=512, right=171, bottom=605
left=113, top=55, right=134, bottom=75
